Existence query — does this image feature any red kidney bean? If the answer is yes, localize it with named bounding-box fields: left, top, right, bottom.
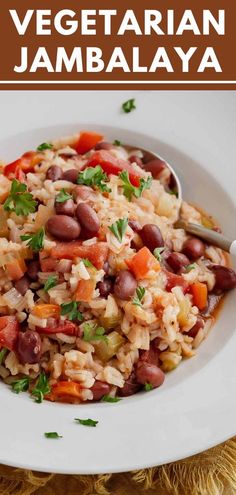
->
left=91, top=380, right=111, bottom=401
left=94, top=141, right=114, bottom=151
left=136, top=362, right=165, bottom=388
left=75, top=203, right=100, bottom=235
left=129, top=155, right=143, bottom=168
left=182, top=237, right=205, bottom=260
left=118, top=372, right=142, bottom=397
left=46, top=215, right=81, bottom=241
left=129, top=220, right=141, bottom=232
left=188, top=316, right=204, bottom=338
left=55, top=198, right=75, bottom=216
left=210, top=265, right=236, bottom=291
left=165, top=271, right=189, bottom=294
left=46, top=165, right=63, bottom=181
left=27, top=260, right=40, bottom=281
left=114, top=270, right=137, bottom=300
left=140, top=224, right=164, bottom=252
left=62, top=169, right=78, bottom=183
left=15, top=276, right=30, bottom=295
left=17, top=330, right=42, bottom=365
left=167, top=252, right=190, bottom=273
left=143, top=158, right=167, bottom=179
left=97, top=278, right=114, bottom=298
left=202, top=294, right=221, bottom=317
left=139, top=343, right=160, bottom=367
left=73, top=185, right=94, bottom=202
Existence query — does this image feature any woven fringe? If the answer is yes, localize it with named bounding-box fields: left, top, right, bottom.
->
left=132, top=438, right=236, bottom=495
left=1, top=438, right=236, bottom=495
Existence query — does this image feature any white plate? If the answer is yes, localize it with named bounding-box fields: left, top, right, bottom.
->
left=0, top=92, right=236, bottom=475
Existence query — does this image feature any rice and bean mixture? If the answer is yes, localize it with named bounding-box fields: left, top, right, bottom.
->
left=0, top=131, right=235, bottom=403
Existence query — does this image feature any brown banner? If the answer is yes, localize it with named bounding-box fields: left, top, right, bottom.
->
left=0, top=0, right=235, bottom=90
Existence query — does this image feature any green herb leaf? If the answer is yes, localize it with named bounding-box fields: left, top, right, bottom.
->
left=132, top=286, right=145, bottom=307
left=61, top=301, right=83, bottom=322
left=113, top=139, right=122, bottom=146
left=185, top=263, right=196, bottom=272
left=119, top=170, right=152, bottom=201
left=31, top=372, right=51, bottom=403
left=44, top=275, right=58, bottom=292
left=83, top=323, right=108, bottom=343
left=153, top=247, right=165, bottom=262
left=101, top=395, right=121, bottom=403
left=109, top=218, right=128, bottom=243
left=44, top=432, right=63, bottom=439
left=55, top=189, right=72, bottom=203
left=77, top=166, right=111, bottom=193
left=122, top=98, right=136, bottom=113
left=37, top=143, right=53, bottom=152
left=0, top=347, right=8, bottom=365
left=82, top=258, right=95, bottom=269
left=4, top=179, right=37, bottom=216
left=11, top=377, right=30, bottom=394
left=21, top=227, right=45, bottom=252
left=74, top=418, right=98, bottom=427
left=144, top=383, right=153, bottom=392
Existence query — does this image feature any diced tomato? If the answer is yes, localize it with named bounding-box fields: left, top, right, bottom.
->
left=50, top=242, right=108, bottom=270
left=39, top=251, right=59, bottom=272
left=74, top=279, right=96, bottom=303
left=15, top=167, right=26, bottom=183
left=6, top=258, right=27, bottom=281
left=86, top=150, right=142, bottom=187
left=0, top=316, right=19, bottom=350
left=190, top=282, right=208, bottom=310
left=165, top=271, right=189, bottom=294
left=126, top=247, right=160, bottom=280
left=46, top=381, right=82, bottom=403
left=32, top=304, right=61, bottom=319
left=4, top=151, right=42, bottom=179
left=74, top=131, right=104, bottom=155
left=37, top=320, right=78, bottom=336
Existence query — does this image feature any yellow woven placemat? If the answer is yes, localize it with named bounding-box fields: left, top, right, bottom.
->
left=1, top=437, right=236, bottom=495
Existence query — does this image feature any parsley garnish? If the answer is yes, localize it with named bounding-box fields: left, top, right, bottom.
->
left=55, top=189, right=72, bottom=203
left=144, top=383, right=153, bottom=392
left=185, top=263, right=196, bottom=272
left=74, top=418, right=98, bottom=427
left=44, top=275, right=58, bottom=292
left=119, top=171, right=152, bottom=201
left=21, top=227, right=45, bottom=252
left=11, top=376, right=30, bottom=394
left=0, top=347, right=7, bottom=365
left=132, top=287, right=145, bottom=307
left=44, top=432, right=63, bottom=439
left=4, top=179, right=37, bottom=216
left=113, top=139, right=122, bottom=146
left=109, top=217, right=128, bottom=243
left=122, top=99, right=136, bottom=113
left=77, top=166, right=111, bottom=193
left=82, top=258, right=95, bottom=269
left=61, top=301, right=83, bottom=321
left=153, top=247, right=165, bottom=262
left=83, top=323, right=108, bottom=343
left=31, top=372, right=51, bottom=403
left=101, top=395, right=121, bottom=403
left=37, top=143, right=53, bottom=152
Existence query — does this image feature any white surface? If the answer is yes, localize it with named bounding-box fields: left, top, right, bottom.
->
left=0, top=91, right=235, bottom=475
left=230, top=240, right=236, bottom=257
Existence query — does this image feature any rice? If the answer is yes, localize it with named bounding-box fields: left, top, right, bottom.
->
left=0, top=130, right=233, bottom=404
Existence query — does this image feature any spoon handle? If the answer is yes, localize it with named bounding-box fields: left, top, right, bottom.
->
left=176, top=220, right=235, bottom=254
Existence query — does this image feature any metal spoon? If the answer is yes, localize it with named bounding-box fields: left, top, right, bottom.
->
left=127, top=145, right=236, bottom=255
